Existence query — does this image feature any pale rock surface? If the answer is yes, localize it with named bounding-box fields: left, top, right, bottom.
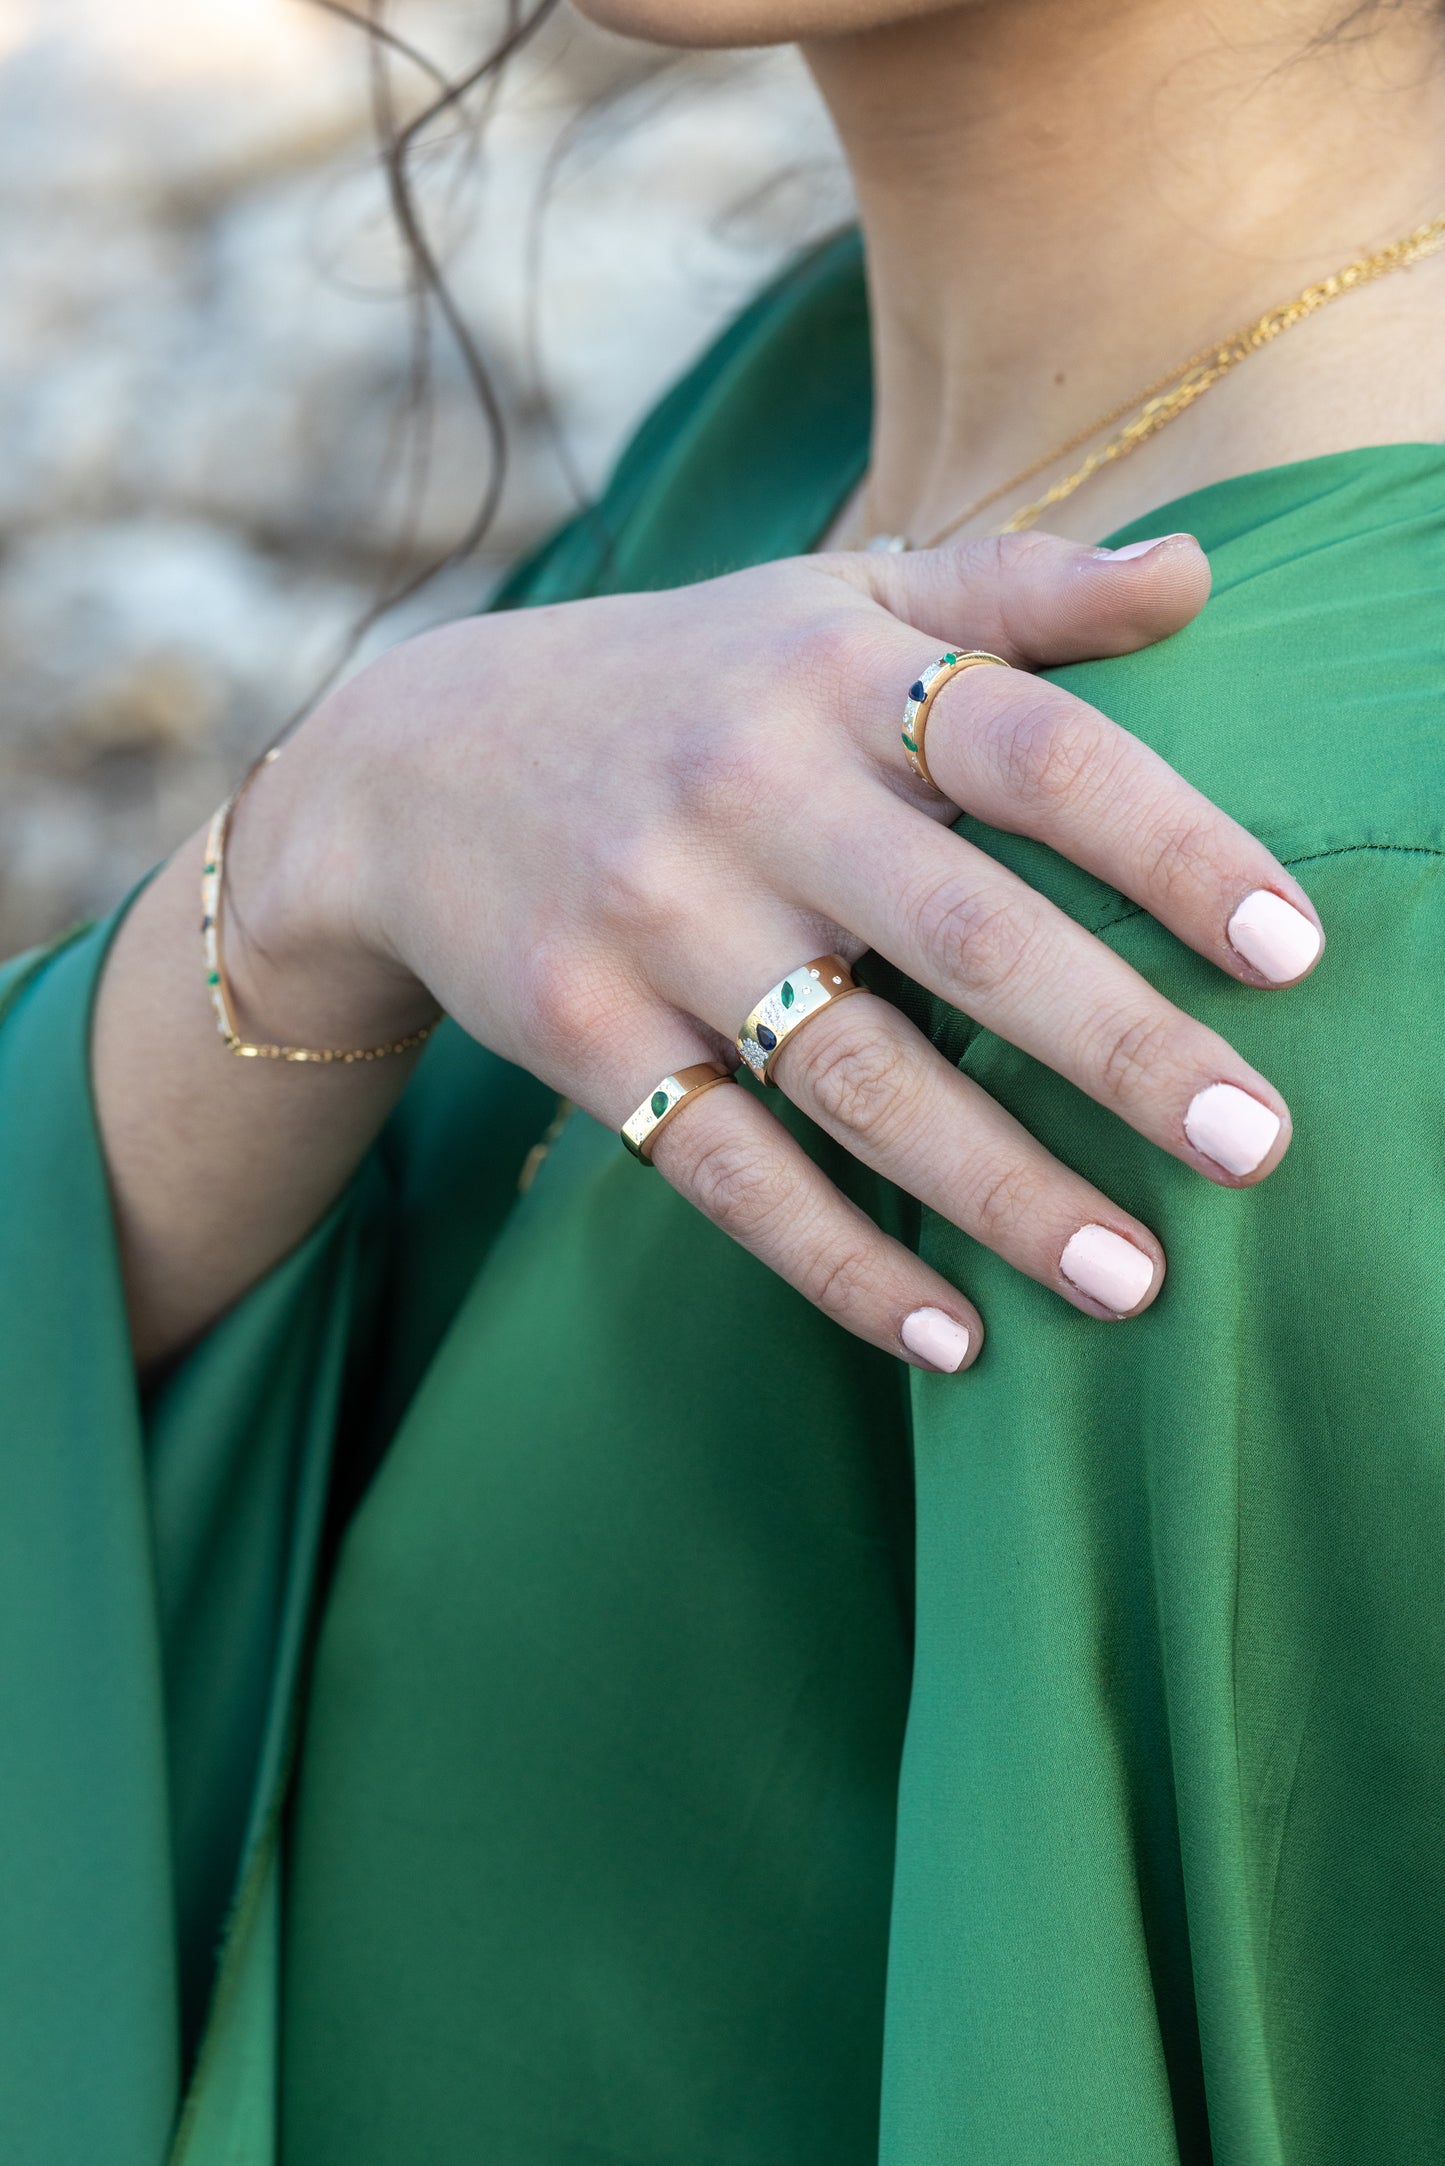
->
left=0, top=0, right=849, bottom=951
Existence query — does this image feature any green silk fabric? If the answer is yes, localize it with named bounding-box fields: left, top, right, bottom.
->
left=3, top=230, right=1445, bottom=2164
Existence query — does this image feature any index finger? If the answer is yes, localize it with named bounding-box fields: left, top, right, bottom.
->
left=918, top=663, right=1324, bottom=988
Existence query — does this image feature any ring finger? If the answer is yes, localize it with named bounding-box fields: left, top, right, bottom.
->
left=653, top=952, right=1167, bottom=1322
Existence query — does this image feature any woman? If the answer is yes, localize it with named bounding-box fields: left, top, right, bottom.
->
left=4, top=0, right=1444, bottom=2157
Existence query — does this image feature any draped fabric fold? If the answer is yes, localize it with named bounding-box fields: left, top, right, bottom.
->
left=4, top=229, right=1445, bottom=2163
left=0, top=918, right=368, bottom=2163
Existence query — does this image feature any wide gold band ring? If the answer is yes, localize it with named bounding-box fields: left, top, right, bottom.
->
left=736, top=954, right=866, bottom=1086
left=902, top=649, right=1011, bottom=793
left=621, top=1061, right=735, bottom=1163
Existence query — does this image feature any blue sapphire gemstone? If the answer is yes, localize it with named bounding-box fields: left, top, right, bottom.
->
left=909, top=680, right=926, bottom=702
left=757, top=1024, right=778, bottom=1051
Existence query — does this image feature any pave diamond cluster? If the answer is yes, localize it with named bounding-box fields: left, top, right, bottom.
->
left=900, top=649, right=1011, bottom=792
left=902, top=653, right=959, bottom=765
left=736, top=957, right=859, bottom=1085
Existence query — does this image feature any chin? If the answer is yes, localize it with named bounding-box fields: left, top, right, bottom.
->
left=570, top=0, right=961, bottom=48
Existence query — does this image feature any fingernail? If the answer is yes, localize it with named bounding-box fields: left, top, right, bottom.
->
left=1227, top=888, right=1322, bottom=983
left=1059, top=1224, right=1155, bottom=1315
left=902, top=1306, right=971, bottom=1372
left=1184, top=1081, right=1282, bottom=1176
left=1093, top=532, right=1196, bottom=561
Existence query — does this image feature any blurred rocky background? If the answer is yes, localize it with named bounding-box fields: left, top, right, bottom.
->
left=0, top=0, right=849, bottom=953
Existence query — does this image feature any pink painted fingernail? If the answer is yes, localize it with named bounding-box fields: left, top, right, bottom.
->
left=1227, top=888, right=1321, bottom=983
left=902, top=1307, right=971, bottom=1372
left=1184, top=1081, right=1282, bottom=1176
left=1059, top=1224, right=1155, bottom=1315
left=1094, top=532, right=1196, bottom=561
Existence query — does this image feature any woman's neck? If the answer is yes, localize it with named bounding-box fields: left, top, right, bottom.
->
left=805, top=0, right=1445, bottom=543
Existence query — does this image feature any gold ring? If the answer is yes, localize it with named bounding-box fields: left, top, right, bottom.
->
left=902, top=649, right=1011, bottom=793
left=621, top=1061, right=735, bottom=1163
left=736, top=954, right=866, bottom=1086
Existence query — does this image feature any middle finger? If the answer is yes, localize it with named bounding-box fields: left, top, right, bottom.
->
left=657, top=936, right=1168, bottom=1320
left=814, top=789, right=1293, bottom=1187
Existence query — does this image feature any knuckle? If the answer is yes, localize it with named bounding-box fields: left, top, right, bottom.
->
left=1091, top=1005, right=1182, bottom=1108
left=679, top=1127, right=789, bottom=1240
left=671, top=718, right=776, bottom=834
left=524, top=944, right=616, bottom=1062
left=994, top=693, right=1109, bottom=813
left=801, top=1238, right=876, bottom=1320
left=905, top=875, right=1041, bottom=1001
left=947, top=527, right=1049, bottom=589
left=1139, top=810, right=1223, bottom=902
left=958, top=529, right=1061, bottom=648
left=788, top=1017, right=913, bottom=1145
left=964, top=1156, right=1041, bottom=1249
left=782, top=603, right=866, bottom=683
left=782, top=608, right=895, bottom=739
left=587, top=825, right=675, bottom=939
left=985, top=526, right=1057, bottom=591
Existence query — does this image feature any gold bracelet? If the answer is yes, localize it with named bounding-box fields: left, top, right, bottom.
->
left=200, top=748, right=439, bottom=1065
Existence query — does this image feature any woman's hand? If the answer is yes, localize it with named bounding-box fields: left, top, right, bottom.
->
left=221, top=529, right=1323, bottom=1374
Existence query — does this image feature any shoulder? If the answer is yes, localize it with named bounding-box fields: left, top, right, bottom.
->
left=0, top=920, right=97, bottom=1020
left=962, top=447, right=1445, bottom=951
left=882, top=450, right=1445, bottom=1072
left=1102, top=446, right=1445, bottom=859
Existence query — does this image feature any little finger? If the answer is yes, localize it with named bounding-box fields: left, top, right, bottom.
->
left=601, top=1020, right=982, bottom=1372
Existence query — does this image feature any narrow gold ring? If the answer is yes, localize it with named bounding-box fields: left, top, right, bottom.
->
left=902, top=649, right=1011, bottom=794
left=621, top=1061, right=735, bottom=1163
left=736, top=954, right=866, bottom=1086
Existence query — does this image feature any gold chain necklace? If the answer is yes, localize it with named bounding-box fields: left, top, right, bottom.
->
left=857, top=210, right=1445, bottom=553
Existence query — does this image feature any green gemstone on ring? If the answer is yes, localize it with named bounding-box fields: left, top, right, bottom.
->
left=780, top=979, right=795, bottom=1008
left=902, top=734, right=918, bottom=752
left=944, top=651, right=958, bottom=665
left=650, top=1089, right=669, bottom=1118
left=206, top=970, right=220, bottom=985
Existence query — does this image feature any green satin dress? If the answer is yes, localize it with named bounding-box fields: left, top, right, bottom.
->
left=4, top=231, right=1445, bottom=2166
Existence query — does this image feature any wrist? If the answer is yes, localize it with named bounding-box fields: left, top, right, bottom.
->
left=217, top=716, right=438, bottom=1052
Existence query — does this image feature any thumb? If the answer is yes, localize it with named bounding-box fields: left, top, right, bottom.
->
left=825, top=525, right=1211, bottom=668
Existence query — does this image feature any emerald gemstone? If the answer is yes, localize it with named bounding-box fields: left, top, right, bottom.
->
left=206, top=970, right=219, bottom=985
left=902, top=733, right=918, bottom=752
left=650, top=1089, right=669, bottom=1118
left=944, top=651, right=958, bottom=665
left=203, top=862, right=217, bottom=875
left=780, top=979, right=795, bottom=1008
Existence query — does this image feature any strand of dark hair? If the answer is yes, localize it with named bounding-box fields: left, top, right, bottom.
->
left=267, top=0, right=558, bottom=746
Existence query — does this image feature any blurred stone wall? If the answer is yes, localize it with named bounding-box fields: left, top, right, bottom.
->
left=0, top=0, right=849, bottom=954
